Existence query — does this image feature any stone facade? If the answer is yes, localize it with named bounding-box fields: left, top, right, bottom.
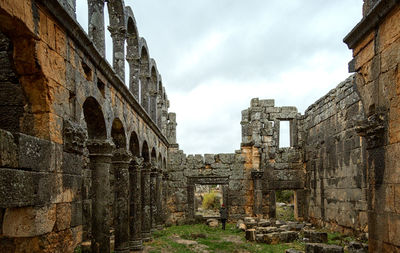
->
left=0, top=0, right=171, bottom=252
left=1, top=0, right=400, bottom=253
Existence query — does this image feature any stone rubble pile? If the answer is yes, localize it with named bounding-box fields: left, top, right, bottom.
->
left=239, top=217, right=367, bottom=253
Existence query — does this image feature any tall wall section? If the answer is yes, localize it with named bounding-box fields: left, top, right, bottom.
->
left=344, top=1, right=400, bottom=251
left=302, top=76, right=368, bottom=234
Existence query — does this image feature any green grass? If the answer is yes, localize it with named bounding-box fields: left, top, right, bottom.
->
left=144, top=223, right=305, bottom=253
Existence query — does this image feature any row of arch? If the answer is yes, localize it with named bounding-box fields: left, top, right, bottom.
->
left=83, top=96, right=167, bottom=167
left=76, top=0, right=168, bottom=129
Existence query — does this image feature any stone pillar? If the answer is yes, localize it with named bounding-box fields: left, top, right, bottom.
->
left=109, top=26, right=126, bottom=83
left=87, top=139, right=114, bottom=253
left=162, top=172, right=169, bottom=223
left=112, top=149, right=131, bottom=253
left=141, top=162, right=151, bottom=241
left=140, top=77, right=150, bottom=113
left=156, top=169, right=163, bottom=229
left=129, top=157, right=143, bottom=251
left=88, top=0, right=105, bottom=57
left=150, top=164, right=158, bottom=232
left=252, top=170, right=263, bottom=217
left=156, top=95, right=163, bottom=128
left=149, top=90, right=157, bottom=123
left=167, top=112, right=177, bottom=145
left=126, top=53, right=139, bottom=100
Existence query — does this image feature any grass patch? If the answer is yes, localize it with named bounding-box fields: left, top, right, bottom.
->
left=276, top=205, right=295, bottom=221
left=144, top=223, right=305, bottom=253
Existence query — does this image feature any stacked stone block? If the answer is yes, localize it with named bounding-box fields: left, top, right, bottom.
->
left=303, top=76, right=368, bottom=234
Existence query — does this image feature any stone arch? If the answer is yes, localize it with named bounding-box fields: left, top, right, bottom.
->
left=111, top=117, right=126, bottom=149
left=125, top=6, right=140, bottom=99
left=106, top=0, right=126, bottom=81
left=139, top=38, right=150, bottom=112
left=83, top=97, right=107, bottom=140
left=149, top=62, right=158, bottom=123
left=129, top=130, right=140, bottom=157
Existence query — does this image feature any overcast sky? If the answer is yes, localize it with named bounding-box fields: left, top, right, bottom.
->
left=76, top=0, right=363, bottom=155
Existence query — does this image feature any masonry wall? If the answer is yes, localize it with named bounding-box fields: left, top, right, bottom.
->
left=167, top=149, right=253, bottom=224
left=303, top=76, right=368, bottom=234
left=344, top=1, right=400, bottom=251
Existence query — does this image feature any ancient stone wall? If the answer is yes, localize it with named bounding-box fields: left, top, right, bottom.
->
left=344, top=1, right=400, bottom=251
left=302, top=76, right=368, bottom=234
left=167, top=149, right=249, bottom=223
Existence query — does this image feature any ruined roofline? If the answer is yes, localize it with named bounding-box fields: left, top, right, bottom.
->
left=343, top=0, right=400, bottom=49
left=37, top=0, right=170, bottom=146
left=304, top=74, right=356, bottom=116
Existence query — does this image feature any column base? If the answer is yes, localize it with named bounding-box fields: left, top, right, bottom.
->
left=130, top=240, right=143, bottom=251
left=114, top=246, right=130, bottom=253
left=141, top=232, right=151, bottom=242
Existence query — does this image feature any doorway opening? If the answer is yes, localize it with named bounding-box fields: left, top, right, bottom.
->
left=195, top=184, right=223, bottom=218
left=275, top=190, right=295, bottom=221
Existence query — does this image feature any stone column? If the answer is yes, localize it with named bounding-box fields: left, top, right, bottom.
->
left=126, top=53, right=139, bottom=100
left=141, top=162, right=151, bottom=241
left=252, top=170, right=264, bottom=217
left=88, top=0, right=105, bottom=57
left=150, top=164, right=158, bottom=232
left=129, top=157, right=143, bottom=251
left=156, top=95, right=163, bottom=128
left=112, top=149, right=131, bottom=253
left=87, top=139, right=114, bottom=253
left=167, top=113, right=177, bottom=145
left=156, top=169, right=163, bottom=230
left=109, top=26, right=126, bottom=82
left=149, top=90, right=157, bottom=123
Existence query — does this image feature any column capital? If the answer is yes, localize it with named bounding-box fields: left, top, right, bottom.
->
left=87, top=139, right=115, bottom=156
left=108, top=25, right=126, bottom=38
left=112, top=148, right=132, bottom=163
left=251, top=170, right=264, bottom=179
left=63, top=119, right=87, bottom=154
left=142, top=161, right=152, bottom=173
left=162, top=172, right=169, bottom=180
left=130, top=156, right=144, bottom=170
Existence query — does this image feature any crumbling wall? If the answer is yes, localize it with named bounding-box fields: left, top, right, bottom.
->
left=303, top=76, right=368, bottom=234
left=167, top=150, right=249, bottom=224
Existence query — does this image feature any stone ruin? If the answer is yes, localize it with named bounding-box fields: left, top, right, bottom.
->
left=0, top=0, right=399, bottom=252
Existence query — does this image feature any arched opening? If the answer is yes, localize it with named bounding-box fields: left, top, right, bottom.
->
left=157, top=81, right=163, bottom=128
left=151, top=147, right=157, bottom=164
left=83, top=97, right=107, bottom=140
left=149, top=66, right=158, bottom=122
left=129, top=131, right=140, bottom=157
left=141, top=141, right=150, bottom=163
left=111, top=118, right=126, bottom=149
left=104, top=2, right=112, bottom=65
left=76, top=0, right=89, bottom=34
left=126, top=15, right=140, bottom=99
left=158, top=153, right=163, bottom=171
left=163, top=157, right=167, bottom=171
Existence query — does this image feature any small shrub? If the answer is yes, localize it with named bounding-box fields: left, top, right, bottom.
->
left=202, top=192, right=221, bottom=210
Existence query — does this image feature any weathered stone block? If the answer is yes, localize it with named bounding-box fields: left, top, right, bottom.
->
left=2, top=204, right=56, bottom=237
left=17, top=133, right=62, bottom=172
left=204, top=154, right=215, bottom=165
left=305, top=243, right=344, bottom=253
left=303, top=230, right=328, bottom=243
left=245, top=229, right=256, bottom=241
left=0, top=168, right=56, bottom=207
left=61, top=152, right=84, bottom=175
left=0, top=129, right=18, bottom=168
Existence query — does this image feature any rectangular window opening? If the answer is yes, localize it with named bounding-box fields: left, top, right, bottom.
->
left=279, top=120, right=291, bottom=148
